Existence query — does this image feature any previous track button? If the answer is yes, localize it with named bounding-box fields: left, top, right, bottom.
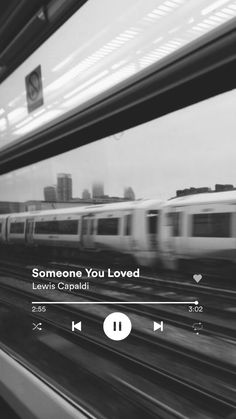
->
left=72, top=321, right=82, bottom=332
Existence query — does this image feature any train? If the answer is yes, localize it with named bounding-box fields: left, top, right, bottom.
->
left=0, top=189, right=236, bottom=270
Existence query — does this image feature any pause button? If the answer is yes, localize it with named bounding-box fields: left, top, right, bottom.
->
left=103, top=312, right=132, bottom=341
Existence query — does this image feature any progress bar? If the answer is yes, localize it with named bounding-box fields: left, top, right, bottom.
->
left=32, top=300, right=199, bottom=305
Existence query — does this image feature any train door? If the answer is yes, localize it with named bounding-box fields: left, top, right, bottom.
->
left=4, top=216, right=10, bottom=242
left=81, top=215, right=95, bottom=249
left=170, top=208, right=184, bottom=254
left=161, top=207, right=183, bottom=269
left=0, top=218, right=4, bottom=243
left=122, top=212, right=133, bottom=252
left=1, top=217, right=8, bottom=242
left=146, top=210, right=159, bottom=251
left=25, top=218, right=34, bottom=244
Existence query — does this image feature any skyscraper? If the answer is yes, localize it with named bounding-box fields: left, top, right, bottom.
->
left=92, top=182, right=104, bottom=198
left=44, top=186, right=57, bottom=202
left=57, top=173, right=72, bottom=201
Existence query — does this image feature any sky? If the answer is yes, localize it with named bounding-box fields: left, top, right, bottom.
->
left=0, top=87, right=236, bottom=202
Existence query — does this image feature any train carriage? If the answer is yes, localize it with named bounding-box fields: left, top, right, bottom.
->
left=2, top=191, right=236, bottom=269
left=160, top=190, right=236, bottom=270
left=84, top=200, right=163, bottom=266
left=32, top=209, right=82, bottom=250
left=1, top=199, right=163, bottom=267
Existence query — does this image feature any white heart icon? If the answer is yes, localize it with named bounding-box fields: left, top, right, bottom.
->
left=193, top=274, right=202, bottom=283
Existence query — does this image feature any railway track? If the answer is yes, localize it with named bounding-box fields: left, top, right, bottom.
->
left=0, top=284, right=236, bottom=419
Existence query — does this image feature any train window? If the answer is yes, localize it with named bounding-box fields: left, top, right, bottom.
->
left=192, top=213, right=231, bottom=238
left=124, top=214, right=132, bottom=236
left=9, top=222, right=23, bottom=234
left=165, top=212, right=182, bottom=236
left=146, top=210, right=159, bottom=234
left=10, top=222, right=25, bottom=234
left=35, top=220, right=78, bottom=235
left=58, top=220, right=78, bottom=235
left=192, top=214, right=209, bottom=237
left=97, top=218, right=119, bottom=235
left=35, top=221, right=53, bottom=234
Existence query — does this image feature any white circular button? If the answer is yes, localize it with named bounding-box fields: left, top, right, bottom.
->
left=103, top=312, right=132, bottom=341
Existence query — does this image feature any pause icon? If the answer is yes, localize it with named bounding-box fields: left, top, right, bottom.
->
left=113, top=321, right=122, bottom=331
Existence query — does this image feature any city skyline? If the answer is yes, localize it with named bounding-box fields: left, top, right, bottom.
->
left=44, top=175, right=135, bottom=202
left=0, top=89, right=235, bottom=202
